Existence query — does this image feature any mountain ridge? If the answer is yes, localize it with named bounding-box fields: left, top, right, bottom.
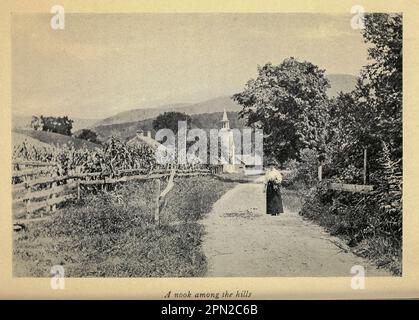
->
left=92, top=73, right=357, bottom=128
left=93, top=96, right=241, bottom=127
left=12, top=74, right=358, bottom=132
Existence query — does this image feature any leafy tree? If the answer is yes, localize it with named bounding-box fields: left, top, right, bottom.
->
left=307, top=14, right=403, bottom=270
left=77, top=129, right=101, bottom=144
left=356, top=13, right=402, bottom=159
left=152, top=111, right=192, bottom=134
left=30, top=116, right=42, bottom=130
left=40, top=115, right=73, bottom=136
left=326, top=92, right=381, bottom=181
left=325, top=13, right=402, bottom=181
left=233, top=57, right=330, bottom=164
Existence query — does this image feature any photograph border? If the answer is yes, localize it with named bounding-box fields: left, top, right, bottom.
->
left=0, top=0, right=418, bottom=299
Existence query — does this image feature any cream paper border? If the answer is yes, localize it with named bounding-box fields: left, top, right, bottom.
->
left=0, top=0, right=418, bottom=299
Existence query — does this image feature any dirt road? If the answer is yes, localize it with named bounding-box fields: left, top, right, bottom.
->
left=202, top=177, right=390, bottom=277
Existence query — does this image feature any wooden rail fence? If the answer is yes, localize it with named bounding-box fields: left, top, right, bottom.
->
left=327, top=182, right=374, bottom=194
left=317, top=148, right=374, bottom=194
left=12, top=160, right=214, bottom=221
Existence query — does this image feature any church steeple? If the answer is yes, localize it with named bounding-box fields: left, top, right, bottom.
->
left=221, top=109, right=230, bottom=130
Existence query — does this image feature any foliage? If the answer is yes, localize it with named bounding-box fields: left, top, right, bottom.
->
left=33, top=115, right=74, bottom=136
left=297, top=14, right=403, bottom=274
left=326, top=13, right=402, bottom=179
left=30, top=116, right=43, bottom=130
left=300, top=176, right=401, bottom=275
left=281, top=149, right=321, bottom=190
left=233, top=13, right=402, bottom=274
left=12, top=136, right=156, bottom=178
left=368, top=143, right=402, bottom=249
left=152, top=111, right=192, bottom=134
left=233, top=57, right=330, bottom=163
left=297, top=148, right=320, bottom=186
left=76, top=129, right=101, bottom=144
left=359, top=13, right=402, bottom=159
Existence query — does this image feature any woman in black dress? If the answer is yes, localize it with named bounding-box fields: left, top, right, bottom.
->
left=265, top=167, right=284, bottom=216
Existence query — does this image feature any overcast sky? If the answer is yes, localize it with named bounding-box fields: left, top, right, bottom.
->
left=12, top=13, right=369, bottom=119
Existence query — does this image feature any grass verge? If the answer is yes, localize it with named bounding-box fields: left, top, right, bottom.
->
left=13, top=176, right=235, bottom=277
left=299, top=183, right=402, bottom=275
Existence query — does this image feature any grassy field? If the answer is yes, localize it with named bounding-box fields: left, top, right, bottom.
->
left=12, top=132, right=52, bottom=149
left=13, top=129, right=100, bottom=150
left=13, top=176, right=235, bottom=277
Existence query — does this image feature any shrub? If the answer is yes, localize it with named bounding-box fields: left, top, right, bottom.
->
left=300, top=174, right=402, bottom=274
left=281, top=148, right=319, bottom=190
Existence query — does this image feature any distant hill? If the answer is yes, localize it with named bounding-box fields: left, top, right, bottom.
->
left=12, top=115, right=100, bottom=133
left=326, top=74, right=358, bottom=97
left=92, top=111, right=246, bottom=142
left=13, top=129, right=100, bottom=150
left=12, top=73, right=357, bottom=142
left=71, top=118, right=102, bottom=132
left=94, top=96, right=241, bottom=127
left=94, top=103, right=190, bottom=127
left=12, top=132, right=52, bottom=149
left=93, top=74, right=356, bottom=128
left=90, top=73, right=358, bottom=141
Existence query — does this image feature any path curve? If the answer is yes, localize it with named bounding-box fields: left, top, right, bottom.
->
left=202, top=177, right=390, bottom=277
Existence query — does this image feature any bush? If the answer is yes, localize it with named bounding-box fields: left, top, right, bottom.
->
left=77, top=129, right=101, bottom=144
left=281, top=148, right=319, bottom=190
left=300, top=178, right=402, bottom=275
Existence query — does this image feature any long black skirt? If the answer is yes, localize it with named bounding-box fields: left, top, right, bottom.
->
left=266, top=182, right=284, bottom=215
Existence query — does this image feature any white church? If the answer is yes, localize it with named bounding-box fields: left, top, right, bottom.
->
left=219, top=109, right=263, bottom=174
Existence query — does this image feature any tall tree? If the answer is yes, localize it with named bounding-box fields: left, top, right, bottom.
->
left=40, top=116, right=73, bottom=136
left=324, top=13, right=402, bottom=181
left=30, top=116, right=42, bottom=130
left=152, top=111, right=192, bottom=134
left=356, top=13, right=403, bottom=159
left=233, top=57, right=330, bottom=164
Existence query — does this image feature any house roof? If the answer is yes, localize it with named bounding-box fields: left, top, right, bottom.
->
left=127, top=134, right=165, bottom=150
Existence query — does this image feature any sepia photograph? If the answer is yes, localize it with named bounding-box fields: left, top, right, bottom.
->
left=10, top=11, right=402, bottom=280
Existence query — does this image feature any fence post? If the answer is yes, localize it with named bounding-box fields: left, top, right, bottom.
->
left=155, top=178, right=161, bottom=226
left=25, top=180, right=31, bottom=220
left=50, top=180, right=57, bottom=213
left=318, top=163, right=323, bottom=182
left=363, top=147, right=368, bottom=185
left=77, top=179, right=81, bottom=200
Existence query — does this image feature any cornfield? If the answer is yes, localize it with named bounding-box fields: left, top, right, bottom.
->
left=12, top=137, right=157, bottom=182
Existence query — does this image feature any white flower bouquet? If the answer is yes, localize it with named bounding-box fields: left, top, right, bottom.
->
left=265, top=168, right=283, bottom=190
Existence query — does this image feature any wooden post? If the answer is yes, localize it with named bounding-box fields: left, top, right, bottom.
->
left=154, top=168, right=175, bottom=227
left=25, top=180, right=31, bottom=220
left=77, top=179, right=81, bottom=200
left=23, top=167, right=32, bottom=219
left=363, top=148, right=368, bottom=185
left=155, top=178, right=161, bottom=226
left=50, top=181, right=57, bottom=213
left=318, top=163, right=323, bottom=182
